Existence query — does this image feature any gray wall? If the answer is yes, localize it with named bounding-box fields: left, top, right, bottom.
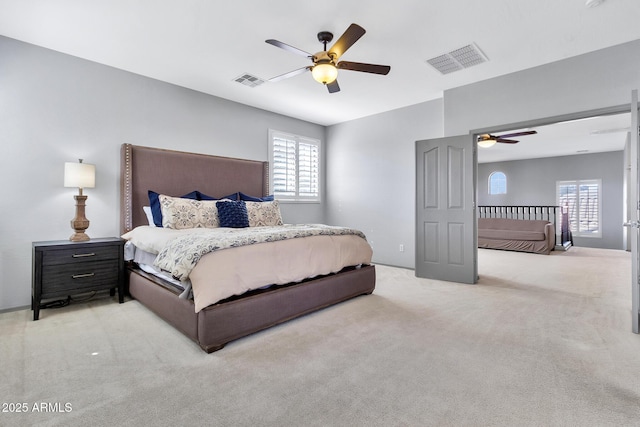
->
left=0, top=36, right=325, bottom=311
left=444, top=39, right=640, bottom=136
left=478, top=152, right=624, bottom=249
left=3, top=33, right=639, bottom=311
left=325, top=101, right=444, bottom=268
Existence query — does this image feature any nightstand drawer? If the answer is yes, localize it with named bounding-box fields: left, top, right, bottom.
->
left=41, top=260, right=120, bottom=295
left=41, top=245, right=119, bottom=266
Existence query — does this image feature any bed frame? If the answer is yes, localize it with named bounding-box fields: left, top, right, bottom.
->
left=120, top=144, right=376, bottom=352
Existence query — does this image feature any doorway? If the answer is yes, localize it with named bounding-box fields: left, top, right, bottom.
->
left=476, top=111, right=631, bottom=251
left=471, top=104, right=637, bottom=333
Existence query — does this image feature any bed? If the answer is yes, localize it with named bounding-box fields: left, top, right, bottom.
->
left=120, top=144, right=376, bottom=352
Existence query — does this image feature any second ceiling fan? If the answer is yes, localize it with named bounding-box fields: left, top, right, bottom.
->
left=265, top=23, right=391, bottom=93
left=477, top=130, right=538, bottom=148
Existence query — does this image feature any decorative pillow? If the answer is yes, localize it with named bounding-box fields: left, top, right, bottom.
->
left=239, top=192, right=274, bottom=202
left=216, top=200, right=249, bottom=228
left=159, top=195, right=221, bottom=229
left=149, top=190, right=198, bottom=227
left=198, top=191, right=239, bottom=201
left=142, top=206, right=155, bottom=226
left=245, top=200, right=283, bottom=227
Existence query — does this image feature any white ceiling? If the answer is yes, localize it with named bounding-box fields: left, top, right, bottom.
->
left=1, top=0, right=639, bottom=160
left=477, top=112, right=631, bottom=163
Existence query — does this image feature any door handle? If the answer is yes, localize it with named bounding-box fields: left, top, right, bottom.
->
left=623, top=220, right=640, bottom=228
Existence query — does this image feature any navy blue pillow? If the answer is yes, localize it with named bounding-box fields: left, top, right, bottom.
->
left=216, top=200, right=249, bottom=228
left=148, top=190, right=198, bottom=227
left=197, top=191, right=239, bottom=201
left=239, top=192, right=274, bottom=202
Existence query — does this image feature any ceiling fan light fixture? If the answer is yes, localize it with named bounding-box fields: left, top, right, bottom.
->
left=266, top=24, right=389, bottom=93
left=311, top=62, right=338, bottom=85
left=477, top=139, right=497, bottom=148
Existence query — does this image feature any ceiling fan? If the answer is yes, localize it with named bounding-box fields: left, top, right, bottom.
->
left=477, top=130, right=538, bottom=148
left=265, top=23, right=391, bottom=93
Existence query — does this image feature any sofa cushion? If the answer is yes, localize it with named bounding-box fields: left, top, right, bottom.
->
left=478, top=218, right=549, bottom=241
left=478, top=229, right=546, bottom=241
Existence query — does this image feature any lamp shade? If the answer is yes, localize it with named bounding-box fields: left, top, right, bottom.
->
left=312, top=62, right=338, bottom=85
left=64, top=160, right=95, bottom=188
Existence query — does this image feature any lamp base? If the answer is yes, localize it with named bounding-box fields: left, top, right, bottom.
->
left=70, top=193, right=91, bottom=242
left=70, top=231, right=90, bottom=242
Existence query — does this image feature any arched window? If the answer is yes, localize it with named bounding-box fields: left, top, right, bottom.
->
left=488, top=171, right=507, bottom=195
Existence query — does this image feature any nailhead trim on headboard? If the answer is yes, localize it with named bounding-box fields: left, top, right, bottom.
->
left=264, top=162, right=270, bottom=197
left=122, top=143, right=133, bottom=233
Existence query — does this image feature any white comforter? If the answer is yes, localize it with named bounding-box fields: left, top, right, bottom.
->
left=122, top=225, right=373, bottom=312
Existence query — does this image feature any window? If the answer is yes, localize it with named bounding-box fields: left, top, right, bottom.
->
left=488, top=171, right=507, bottom=195
left=556, top=179, right=601, bottom=237
left=269, top=130, right=321, bottom=202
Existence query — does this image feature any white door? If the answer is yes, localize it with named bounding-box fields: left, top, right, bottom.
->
left=415, top=135, right=477, bottom=284
left=628, top=90, right=640, bottom=333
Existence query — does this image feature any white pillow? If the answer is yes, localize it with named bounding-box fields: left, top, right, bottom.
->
left=143, top=206, right=156, bottom=227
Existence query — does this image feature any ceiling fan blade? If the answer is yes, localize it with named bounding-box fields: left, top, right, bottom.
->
left=265, top=39, right=312, bottom=58
left=327, top=80, right=340, bottom=93
left=329, top=23, right=366, bottom=59
left=269, top=67, right=310, bottom=82
left=495, top=138, right=519, bottom=144
left=337, top=61, right=390, bottom=75
left=496, top=130, right=537, bottom=139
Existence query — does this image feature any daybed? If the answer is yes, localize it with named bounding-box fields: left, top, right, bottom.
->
left=477, top=217, right=555, bottom=255
left=120, top=144, right=375, bottom=353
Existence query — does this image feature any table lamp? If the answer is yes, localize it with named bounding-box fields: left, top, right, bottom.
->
left=64, top=159, right=96, bottom=242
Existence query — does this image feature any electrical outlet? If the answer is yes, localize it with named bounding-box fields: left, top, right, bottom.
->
left=399, top=244, right=404, bottom=252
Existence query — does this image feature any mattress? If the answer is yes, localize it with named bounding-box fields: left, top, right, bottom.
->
left=122, top=225, right=373, bottom=312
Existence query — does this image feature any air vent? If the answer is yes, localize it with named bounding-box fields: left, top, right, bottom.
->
left=426, top=43, right=488, bottom=75
left=234, top=73, right=266, bottom=88
left=590, top=127, right=630, bottom=135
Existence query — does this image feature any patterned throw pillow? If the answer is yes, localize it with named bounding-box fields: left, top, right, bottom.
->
left=216, top=200, right=250, bottom=228
left=245, top=200, right=283, bottom=227
left=159, top=195, right=220, bottom=229
left=149, top=190, right=198, bottom=227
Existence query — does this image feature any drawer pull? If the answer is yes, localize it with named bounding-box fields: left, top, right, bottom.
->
left=72, top=273, right=95, bottom=279
left=72, top=253, right=96, bottom=258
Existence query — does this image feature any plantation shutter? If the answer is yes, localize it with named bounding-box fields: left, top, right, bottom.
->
left=298, top=141, right=319, bottom=198
left=272, top=136, right=297, bottom=197
left=577, top=181, right=599, bottom=234
left=557, top=179, right=600, bottom=237
left=269, top=130, right=321, bottom=201
left=558, top=183, right=578, bottom=232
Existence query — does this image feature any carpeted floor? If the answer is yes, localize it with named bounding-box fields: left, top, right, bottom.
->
left=1, top=247, right=639, bottom=426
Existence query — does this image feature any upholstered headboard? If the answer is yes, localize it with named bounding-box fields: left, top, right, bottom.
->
left=120, top=144, right=269, bottom=234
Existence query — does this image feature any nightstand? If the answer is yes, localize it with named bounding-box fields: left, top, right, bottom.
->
left=32, top=237, right=125, bottom=321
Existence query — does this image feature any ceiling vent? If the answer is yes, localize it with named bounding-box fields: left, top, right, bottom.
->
left=585, top=0, right=605, bottom=7
left=426, top=43, right=488, bottom=75
left=590, top=127, right=630, bottom=135
left=234, top=73, right=266, bottom=88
